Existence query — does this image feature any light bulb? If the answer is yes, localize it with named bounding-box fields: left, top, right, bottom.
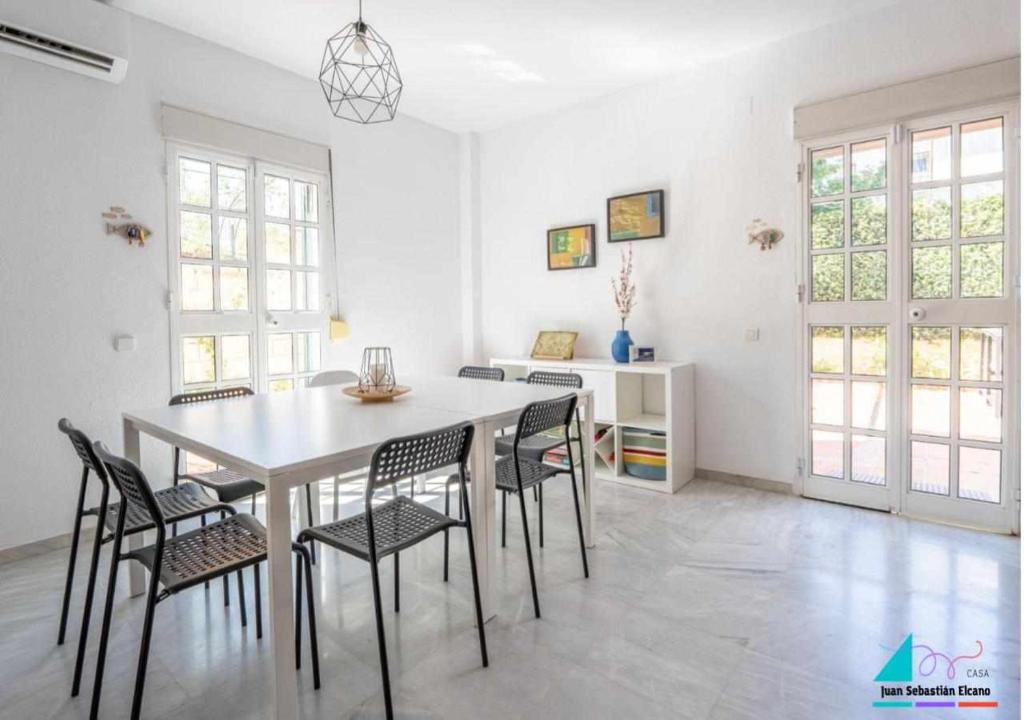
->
left=353, top=32, right=369, bottom=58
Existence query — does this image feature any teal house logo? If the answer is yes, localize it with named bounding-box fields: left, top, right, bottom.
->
left=872, top=634, right=997, bottom=710
left=875, top=634, right=914, bottom=683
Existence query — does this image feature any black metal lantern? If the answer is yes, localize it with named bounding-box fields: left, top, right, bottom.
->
left=319, top=0, right=402, bottom=124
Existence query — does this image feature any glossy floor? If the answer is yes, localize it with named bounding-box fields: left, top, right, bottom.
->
left=0, top=477, right=1019, bottom=719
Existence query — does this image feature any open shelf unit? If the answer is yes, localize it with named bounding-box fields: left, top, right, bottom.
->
left=490, top=357, right=695, bottom=494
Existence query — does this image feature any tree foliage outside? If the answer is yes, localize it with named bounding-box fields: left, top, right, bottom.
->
left=960, top=242, right=1003, bottom=297
left=912, top=327, right=952, bottom=379
left=961, top=189, right=1004, bottom=238
left=852, top=251, right=887, bottom=301
left=812, top=253, right=844, bottom=302
left=912, top=188, right=951, bottom=241
left=811, top=201, right=843, bottom=248
left=852, top=195, right=886, bottom=246
left=912, top=246, right=952, bottom=299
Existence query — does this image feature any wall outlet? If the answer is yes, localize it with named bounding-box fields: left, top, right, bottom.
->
left=744, top=328, right=760, bottom=342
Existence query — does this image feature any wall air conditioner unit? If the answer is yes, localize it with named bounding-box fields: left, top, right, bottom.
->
left=0, top=22, right=126, bottom=83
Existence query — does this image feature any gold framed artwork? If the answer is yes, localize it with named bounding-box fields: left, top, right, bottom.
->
left=607, top=189, right=665, bottom=242
left=547, top=224, right=596, bottom=270
left=530, top=331, right=578, bottom=360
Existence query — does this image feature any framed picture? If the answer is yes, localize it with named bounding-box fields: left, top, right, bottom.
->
left=607, top=189, right=665, bottom=242
left=530, top=331, right=578, bottom=360
left=547, top=224, right=596, bottom=270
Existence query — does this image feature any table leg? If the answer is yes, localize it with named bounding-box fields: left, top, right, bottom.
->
left=582, top=394, right=596, bottom=548
left=122, top=418, right=146, bottom=597
left=469, top=420, right=497, bottom=621
left=265, top=479, right=298, bottom=720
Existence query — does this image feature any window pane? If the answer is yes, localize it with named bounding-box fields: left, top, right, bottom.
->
left=851, top=195, right=886, bottom=246
left=179, top=158, right=211, bottom=207
left=221, top=334, right=251, bottom=381
left=811, top=326, right=843, bottom=373
left=182, top=336, right=215, bottom=385
left=911, top=246, right=951, bottom=299
left=960, top=327, right=1003, bottom=382
left=851, top=250, right=886, bottom=301
left=911, top=441, right=949, bottom=495
left=911, top=187, right=951, bottom=241
left=266, top=222, right=291, bottom=264
left=911, top=127, right=951, bottom=183
left=958, top=447, right=1000, bottom=503
left=911, top=385, right=950, bottom=437
left=267, top=333, right=293, bottom=375
left=295, top=272, right=319, bottom=312
left=852, top=435, right=885, bottom=486
left=811, top=379, right=844, bottom=426
left=295, top=227, right=319, bottom=266
left=269, top=378, right=295, bottom=392
left=181, top=264, right=214, bottom=311
left=960, top=181, right=1003, bottom=238
left=850, top=138, right=885, bottom=191
left=180, top=211, right=212, bottom=259
left=266, top=269, right=291, bottom=311
left=960, top=242, right=1003, bottom=298
left=960, top=118, right=1002, bottom=177
left=219, top=266, right=249, bottom=311
left=812, top=430, right=843, bottom=479
left=295, top=181, right=318, bottom=222
left=265, top=175, right=290, bottom=218
left=811, top=201, right=843, bottom=249
left=852, top=326, right=886, bottom=376
left=296, top=332, right=321, bottom=373
left=960, top=388, right=1002, bottom=443
left=911, top=327, right=951, bottom=379
left=851, top=381, right=885, bottom=430
left=811, top=254, right=844, bottom=302
left=217, top=165, right=247, bottom=211
left=218, top=217, right=248, bottom=262
left=811, top=146, right=843, bottom=197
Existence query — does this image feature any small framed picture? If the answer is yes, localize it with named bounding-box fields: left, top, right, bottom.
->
left=531, top=331, right=579, bottom=360
left=547, top=224, right=596, bottom=270
left=607, top=190, right=665, bottom=242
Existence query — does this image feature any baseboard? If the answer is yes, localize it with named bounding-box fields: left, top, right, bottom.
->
left=0, top=529, right=79, bottom=566
left=696, top=467, right=795, bottom=496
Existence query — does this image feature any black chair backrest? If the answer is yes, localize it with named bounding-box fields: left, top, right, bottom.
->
left=169, top=386, right=254, bottom=406
left=367, top=422, right=475, bottom=498
left=93, top=442, right=164, bottom=530
left=458, top=366, right=505, bottom=382
left=527, top=371, right=582, bottom=389
left=58, top=418, right=106, bottom=477
left=515, top=393, right=577, bottom=443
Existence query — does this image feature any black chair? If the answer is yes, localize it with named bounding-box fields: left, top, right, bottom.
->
left=298, top=422, right=487, bottom=720
left=457, top=365, right=505, bottom=382
left=90, top=443, right=320, bottom=720
left=447, top=394, right=588, bottom=618
left=170, top=386, right=319, bottom=564
left=56, top=419, right=227, bottom=698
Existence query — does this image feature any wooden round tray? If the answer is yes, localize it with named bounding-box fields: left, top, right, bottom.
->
left=342, top=385, right=411, bottom=402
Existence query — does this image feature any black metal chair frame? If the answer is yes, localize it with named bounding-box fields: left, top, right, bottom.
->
left=298, top=422, right=487, bottom=720
left=448, top=394, right=589, bottom=617
left=457, top=365, right=506, bottom=382
left=169, top=386, right=320, bottom=565
left=56, top=419, right=227, bottom=699
left=90, top=443, right=319, bottom=720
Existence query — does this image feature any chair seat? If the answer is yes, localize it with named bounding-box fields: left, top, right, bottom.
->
left=94, top=482, right=221, bottom=535
left=128, top=514, right=268, bottom=593
left=301, top=496, right=455, bottom=561
left=182, top=468, right=264, bottom=504
left=447, top=456, right=564, bottom=494
left=493, top=430, right=568, bottom=460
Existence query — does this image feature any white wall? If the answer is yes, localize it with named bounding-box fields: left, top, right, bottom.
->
left=0, top=3, right=462, bottom=550
left=475, top=0, right=1020, bottom=486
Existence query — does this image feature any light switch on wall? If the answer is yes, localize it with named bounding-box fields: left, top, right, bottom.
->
left=114, top=335, right=137, bottom=352
left=744, top=328, right=760, bottom=342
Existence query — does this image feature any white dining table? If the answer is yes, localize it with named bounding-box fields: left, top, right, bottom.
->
left=121, top=375, right=595, bottom=720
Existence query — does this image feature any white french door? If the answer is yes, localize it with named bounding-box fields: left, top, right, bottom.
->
left=167, top=143, right=332, bottom=398
left=801, top=102, right=1019, bottom=533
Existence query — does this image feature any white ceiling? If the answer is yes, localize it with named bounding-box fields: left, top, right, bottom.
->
left=110, top=0, right=904, bottom=132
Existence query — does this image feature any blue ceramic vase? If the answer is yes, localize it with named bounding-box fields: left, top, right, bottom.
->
left=611, top=329, right=634, bottom=363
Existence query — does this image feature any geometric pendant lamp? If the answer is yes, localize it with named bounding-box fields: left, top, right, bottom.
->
left=319, top=0, right=403, bottom=124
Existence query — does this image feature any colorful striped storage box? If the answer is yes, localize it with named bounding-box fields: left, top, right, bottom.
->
left=622, top=428, right=667, bottom=481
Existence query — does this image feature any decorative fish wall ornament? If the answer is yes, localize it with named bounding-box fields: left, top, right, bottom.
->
left=103, top=206, right=151, bottom=247
left=746, top=218, right=783, bottom=251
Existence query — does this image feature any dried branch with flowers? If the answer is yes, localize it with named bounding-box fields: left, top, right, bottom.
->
left=611, top=243, right=636, bottom=331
